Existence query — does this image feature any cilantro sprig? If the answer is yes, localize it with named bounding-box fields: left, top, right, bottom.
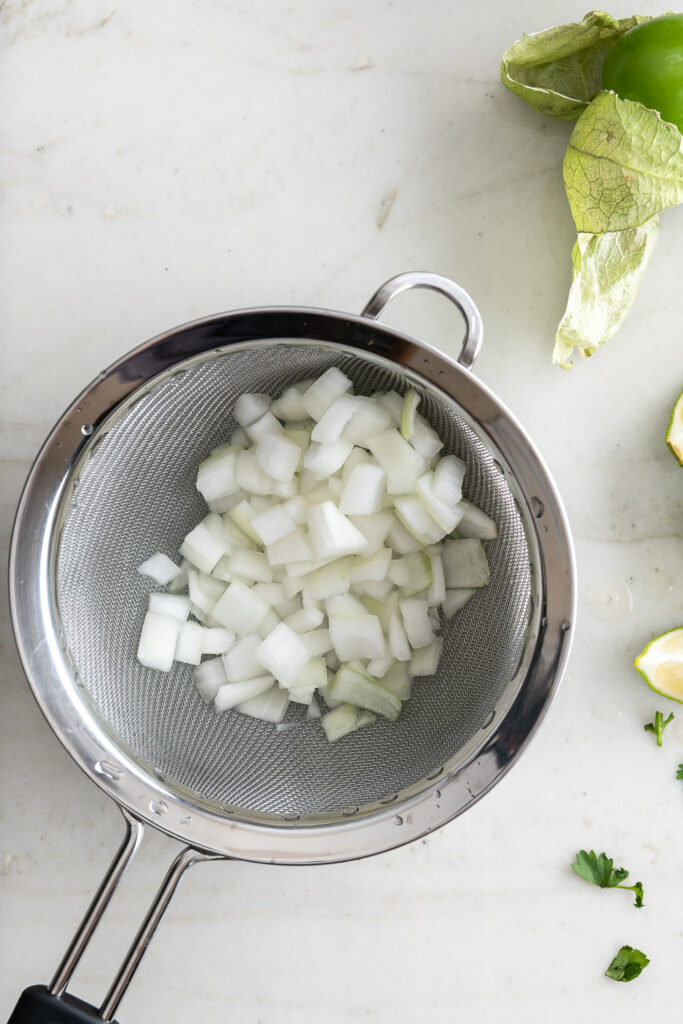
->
left=572, top=850, right=644, bottom=908
left=644, top=710, right=674, bottom=746
left=605, top=945, right=649, bottom=982
left=676, top=764, right=683, bottom=780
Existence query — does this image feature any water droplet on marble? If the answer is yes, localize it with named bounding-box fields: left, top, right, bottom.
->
left=591, top=700, right=623, bottom=725
left=586, top=575, right=633, bottom=623
left=640, top=567, right=675, bottom=602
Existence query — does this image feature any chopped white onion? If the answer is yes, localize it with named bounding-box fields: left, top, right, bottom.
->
left=307, top=502, right=367, bottom=558
left=442, top=538, right=491, bottom=588
left=339, top=463, right=386, bottom=515
left=148, top=593, right=190, bottom=621
left=192, top=656, right=228, bottom=702
left=256, top=432, right=301, bottom=483
left=233, top=393, right=271, bottom=428
left=256, top=622, right=310, bottom=687
left=136, top=371, right=497, bottom=741
left=235, top=684, right=289, bottom=722
left=215, top=675, right=275, bottom=711
left=223, top=634, right=264, bottom=682
left=175, top=621, right=205, bottom=665
left=212, top=580, right=270, bottom=635
left=137, top=612, right=180, bottom=671
left=328, top=612, right=385, bottom=661
left=301, top=367, right=353, bottom=421
left=137, top=552, right=183, bottom=586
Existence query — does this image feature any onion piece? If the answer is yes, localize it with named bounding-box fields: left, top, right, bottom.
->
left=301, top=367, right=353, bottom=421
left=321, top=703, right=362, bottom=742
left=442, top=538, right=491, bottom=588
left=328, top=612, right=385, bottom=661
left=432, top=455, right=466, bottom=506
left=251, top=505, right=297, bottom=545
left=196, top=448, right=238, bottom=502
left=137, top=612, right=181, bottom=672
left=348, top=512, right=395, bottom=555
left=410, top=637, right=444, bottom=677
left=339, top=463, right=386, bottom=516
left=202, top=627, right=237, bottom=655
left=233, top=393, right=270, bottom=428
left=311, top=395, right=361, bottom=443
left=393, top=495, right=446, bottom=545
left=175, top=621, right=205, bottom=665
left=367, top=430, right=424, bottom=494
left=180, top=522, right=225, bottom=574
left=192, top=656, right=228, bottom=702
left=226, top=549, right=273, bottom=583
left=328, top=664, right=401, bottom=721
left=270, top=386, right=309, bottom=421
left=284, top=607, right=324, bottom=633
left=380, top=661, right=412, bottom=700
left=235, top=450, right=273, bottom=496
left=441, top=588, right=476, bottom=618
left=235, top=684, right=289, bottom=722
left=388, top=612, right=411, bottom=662
left=400, top=389, right=420, bottom=440
left=256, top=622, right=310, bottom=687
left=137, top=552, right=183, bottom=586
left=256, top=432, right=301, bottom=483
left=399, top=598, right=434, bottom=649
left=387, top=551, right=432, bottom=594
left=215, top=675, right=276, bottom=712
left=223, top=634, right=264, bottom=682
left=340, top=399, right=392, bottom=446
left=245, top=410, right=283, bottom=443
left=304, top=440, right=353, bottom=477
left=415, top=472, right=465, bottom=534
left=307, top=502, right=367, bottom=558
left=212, top=579, right=270, bottom=634
left=148, top=593, right=190, bottom=621
left=266, top=527, right=313, bottom=566
left=427, top=553, right=447, bottom=606
left=301, top=628, right=333, bottom=657
left=455, top=500, right=499, bottom=540
left=292, top=656, right=327, bottom=692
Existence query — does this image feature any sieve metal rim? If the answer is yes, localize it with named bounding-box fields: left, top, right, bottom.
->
left=9, top=276, right=576, bottom=865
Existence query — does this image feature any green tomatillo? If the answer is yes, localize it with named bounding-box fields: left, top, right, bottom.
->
left=602, top=13, right=683, bottom=132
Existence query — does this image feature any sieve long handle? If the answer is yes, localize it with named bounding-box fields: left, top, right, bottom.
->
left=7, top=812, right=223, bottom=1024
left=361, top=271, right=483, bottom=368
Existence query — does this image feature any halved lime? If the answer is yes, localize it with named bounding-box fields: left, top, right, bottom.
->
left=634, top=627, right=683, bottom=703
left=666, top=390, right=683, bottom=466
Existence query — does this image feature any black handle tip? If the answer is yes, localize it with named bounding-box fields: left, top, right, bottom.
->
left=8, top=986, right=120, bottom=1024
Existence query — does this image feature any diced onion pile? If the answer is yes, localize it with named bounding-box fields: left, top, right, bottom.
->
left=136, top=369, right=497, bottom=742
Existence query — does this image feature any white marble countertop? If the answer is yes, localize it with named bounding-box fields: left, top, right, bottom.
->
left=2, top=1, right=683, bottom=1021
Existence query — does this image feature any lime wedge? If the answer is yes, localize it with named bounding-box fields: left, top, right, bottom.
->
left=666, top=390, right=683, bottom=466
left=634, top=627, right=683, bottom=703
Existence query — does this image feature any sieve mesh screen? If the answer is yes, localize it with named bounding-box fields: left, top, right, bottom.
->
left=56, top=344, right=531, bottom=819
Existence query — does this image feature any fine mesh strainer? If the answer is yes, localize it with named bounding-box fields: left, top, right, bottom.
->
left=9, top=272, right=575, bottom=1024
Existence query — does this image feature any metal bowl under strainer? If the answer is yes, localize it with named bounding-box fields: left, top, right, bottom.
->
left=8, top=272, right=575, bottom=1024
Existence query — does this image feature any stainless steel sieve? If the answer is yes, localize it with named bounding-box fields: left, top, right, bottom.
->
left=8, top=272, right=575, bottom=1024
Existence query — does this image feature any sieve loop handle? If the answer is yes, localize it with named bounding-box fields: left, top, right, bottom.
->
left=361, top=271, right=483, bottom=368
left=8, top=807, right=223, bottom=1024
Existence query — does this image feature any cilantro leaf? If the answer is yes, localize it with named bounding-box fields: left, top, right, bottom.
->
left=572, top=850, right=644, bottom=907
left=676, top=764, right=683, bottom=780
left=644, top=710, right=674, bottom=747
left=605, top=945, right=649, bottom=982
